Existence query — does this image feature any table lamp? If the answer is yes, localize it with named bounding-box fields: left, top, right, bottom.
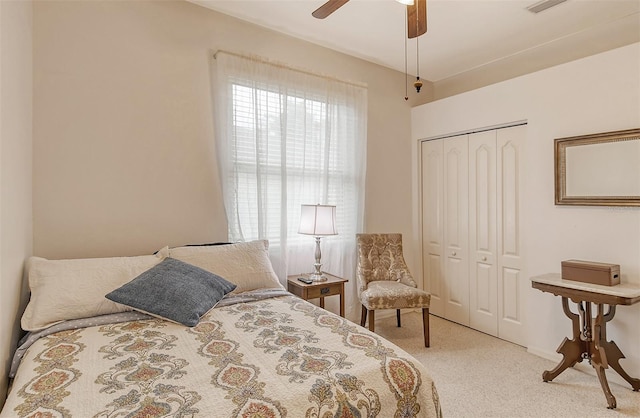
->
left=298, top=204, right=337, bottom=281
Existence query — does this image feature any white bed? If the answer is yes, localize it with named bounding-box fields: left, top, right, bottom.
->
left=2, top=241, right=441, bottom=417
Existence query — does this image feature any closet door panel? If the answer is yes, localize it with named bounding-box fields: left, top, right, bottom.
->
left=501, top=141, right=519, bottom=256
left=469, top=131, right=498, bottom=336
left=501, top=267, right=520, bottom=321
left=474, top=262, right=493, bottom=313
left=443, top=136, right=469, bottom=325
left=497, top=125, right=526, bottom=345
left=446, top=257, right=466, bottom=305
left=421, top=140, right=445, bottom=316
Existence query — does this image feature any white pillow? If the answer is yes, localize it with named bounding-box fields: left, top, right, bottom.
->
left=21, top=248, right=168, bottom=331
left=169, top=240, right=284, bottom=294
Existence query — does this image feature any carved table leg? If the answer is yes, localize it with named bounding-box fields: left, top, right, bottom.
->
left=543, top=297, right=585, bottom=382
left=593, top=360, right=617, bottom=409
left=600, top=341, right=640, bottom=391
left=543, top=338, right=584, bottom=382
left=597, top=305, right=640, bottom=391
left=592, top=303, right=616, bottom=409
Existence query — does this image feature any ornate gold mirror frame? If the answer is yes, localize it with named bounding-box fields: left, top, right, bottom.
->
left=555, top=128, right=640, bottom=206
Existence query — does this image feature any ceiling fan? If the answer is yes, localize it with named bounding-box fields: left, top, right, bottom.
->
left=312, top=0, right=427, bottom=38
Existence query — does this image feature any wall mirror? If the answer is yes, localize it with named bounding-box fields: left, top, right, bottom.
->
left=555, top=128, right=640, bottom=206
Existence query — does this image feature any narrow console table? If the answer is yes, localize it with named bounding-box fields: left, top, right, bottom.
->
left=531, top=273, right=640, bottom=409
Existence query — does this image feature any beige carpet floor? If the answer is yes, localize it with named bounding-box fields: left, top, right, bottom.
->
left=374, top=312, right=640, bottom=418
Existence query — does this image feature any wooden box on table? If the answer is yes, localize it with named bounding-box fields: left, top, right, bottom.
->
left=561, top=260, right=620, bottom=286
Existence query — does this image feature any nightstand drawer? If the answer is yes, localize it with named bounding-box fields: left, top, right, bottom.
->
left=306, top=283, right=341, bottom=299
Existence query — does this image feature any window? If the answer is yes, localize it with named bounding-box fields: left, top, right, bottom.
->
left=214, top=51, right=367, bottom=280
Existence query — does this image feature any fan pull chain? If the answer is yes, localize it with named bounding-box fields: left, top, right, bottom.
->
left=404, top=7, right=409, bottom=101
left=413, top=1, right=422, bottom=93
left=416, top=36, right=420, bottom=75
left=414, top=6, right=422, bottom=93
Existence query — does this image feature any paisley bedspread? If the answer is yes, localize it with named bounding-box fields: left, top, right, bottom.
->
left=1, top=293, right=442, bottom=418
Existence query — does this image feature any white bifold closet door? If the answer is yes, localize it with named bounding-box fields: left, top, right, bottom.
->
left=421, top=124, right=526, bottom=346
left=421, top=134, right=469, bottom=325
left=469, top=130, right=498, bottom=335
left=497, top=125, right=525, bottom=345
left=443, top=136, right=469, bottom=325
left=421, top=139, right=445, bottom=316
left=469, top=125, right=525, bottom=345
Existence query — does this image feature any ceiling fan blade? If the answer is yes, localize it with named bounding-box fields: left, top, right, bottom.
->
left=407, top=0, right=427, bottom=38
left=312, top=0, right=350, bottom=19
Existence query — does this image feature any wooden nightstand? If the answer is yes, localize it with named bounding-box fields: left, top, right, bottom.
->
left=287, top=273, right=348, bottom=317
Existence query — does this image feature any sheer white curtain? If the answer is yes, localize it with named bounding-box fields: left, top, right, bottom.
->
left=213, top=51, right=367, bottom=321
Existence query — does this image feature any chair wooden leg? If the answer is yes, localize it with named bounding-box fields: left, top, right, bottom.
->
left=396, top=309, right=401, bottom=327
left=423, top=308, right=430, bottom=347
left=368, top=310, right=375, bottom=332
left=360, top=305, right=367, bottom=327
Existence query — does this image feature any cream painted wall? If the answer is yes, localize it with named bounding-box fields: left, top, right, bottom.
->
left=0, top=0, right=33, bottom=408
left=411, top=43, right=640, bottom=384
left=33, top=0, right=426, bottom=275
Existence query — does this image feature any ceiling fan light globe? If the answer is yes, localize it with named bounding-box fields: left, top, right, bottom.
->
left=396, top=0, right=414, bottom=5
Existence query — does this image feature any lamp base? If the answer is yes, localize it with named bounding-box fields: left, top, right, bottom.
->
left=309, top=272, right=328, bottom=282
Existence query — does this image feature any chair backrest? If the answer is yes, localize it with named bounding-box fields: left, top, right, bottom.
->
left=356, top=233, right=415, bottom=294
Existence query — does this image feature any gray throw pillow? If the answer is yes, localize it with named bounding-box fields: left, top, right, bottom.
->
left=105, top=257, right=236, bottom=326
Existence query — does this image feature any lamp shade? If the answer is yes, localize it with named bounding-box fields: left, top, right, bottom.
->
left=298, top=204, right=337, bottom=236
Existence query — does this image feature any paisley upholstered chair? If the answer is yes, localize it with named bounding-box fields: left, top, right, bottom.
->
left=356, top=233, right=431, bottom=347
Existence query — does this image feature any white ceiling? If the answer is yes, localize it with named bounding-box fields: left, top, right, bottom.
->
left=190, top=0, right=640, bottom=82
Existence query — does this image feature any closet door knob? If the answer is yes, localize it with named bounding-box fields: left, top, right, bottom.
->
left=451, top=252, right=457, bottom=256
left=482, top=257, right=487, bottom=261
